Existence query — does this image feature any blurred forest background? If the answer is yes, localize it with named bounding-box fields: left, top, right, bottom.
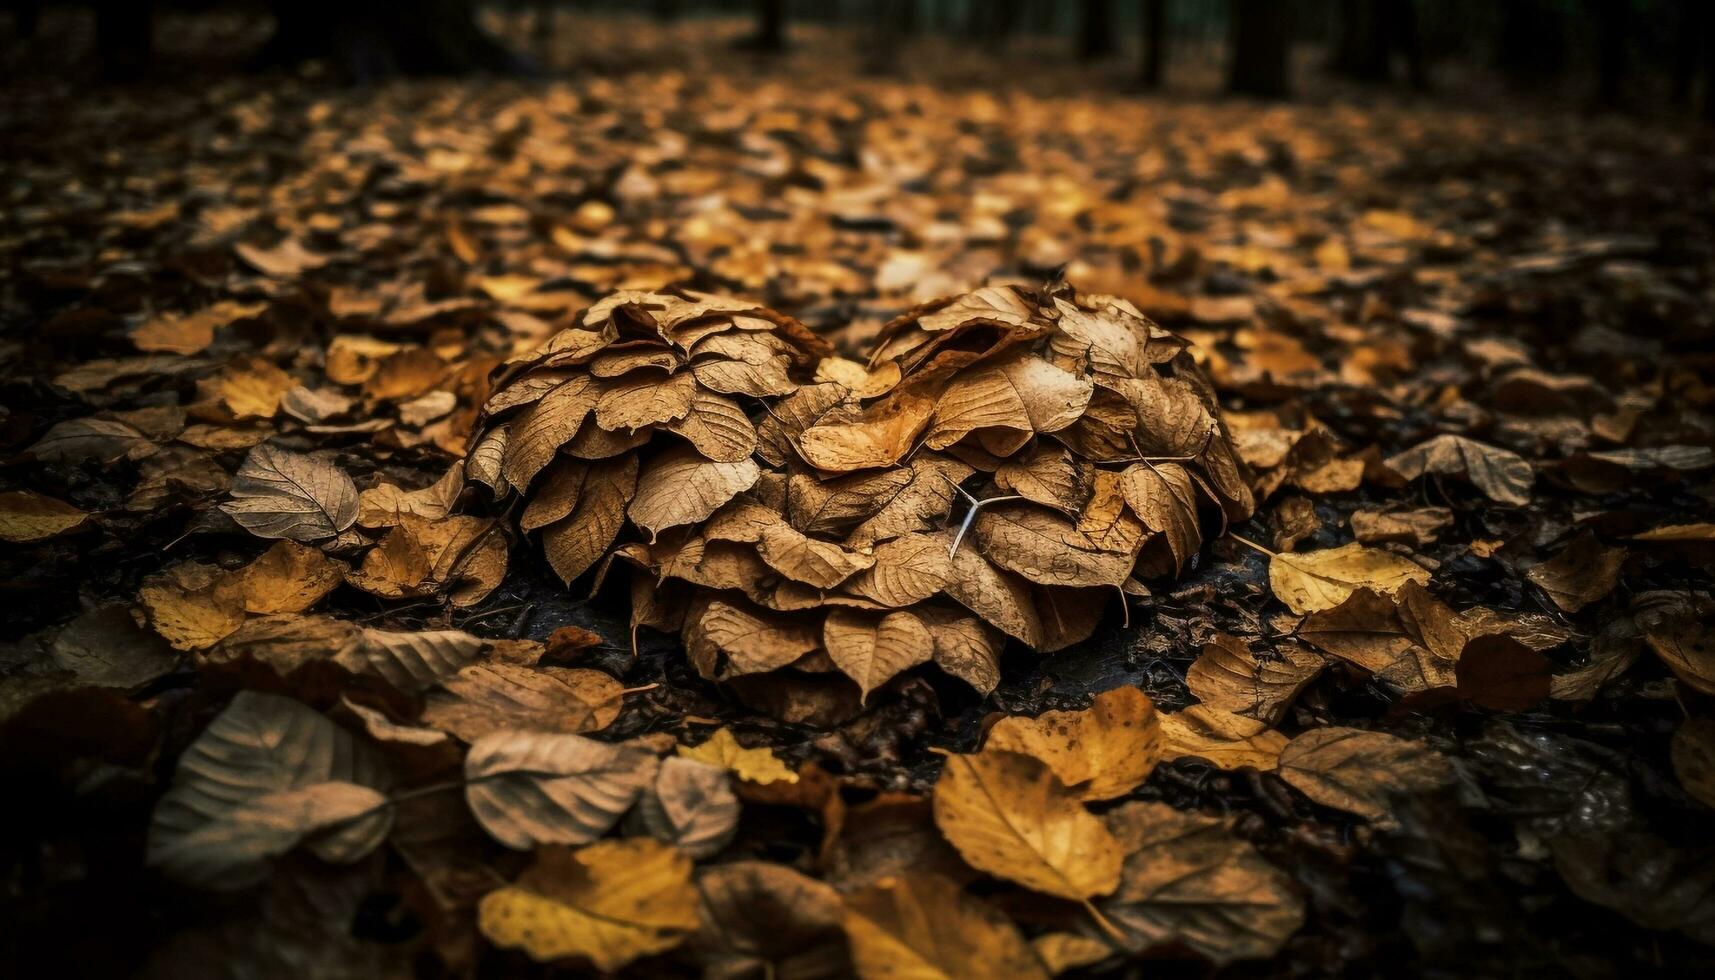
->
left=4, top=0, right=1713, bottom=116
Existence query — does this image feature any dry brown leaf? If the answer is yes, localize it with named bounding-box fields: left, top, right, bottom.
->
left=1526, top=531, right=1626, bottom=612
left=685, top=599, right=821, bottom=679
left=1099, top=801, right=1304, bottom=963
left=628, top=445, right=761, bottom=540
left=1384, top=434, right=1533, bottom=506
left=1119, top=462, right=1200, bottom=572
left=985, top=686, right=1162, bottom=801
left=1158, top=705, right=1289, bottom=771
left=820, top=608, right=933, bottom=701
left=139, top=562, right=248, bottom=651
left=1275, top=727, right=1454, bottom=825
left=1186, top=635, right=1325, bottom=725
left=624, top=756, right=739, bottom=859
left=798, top=392, right=935, bottom=472
left=932, top=748, right=1123, bottom=901
left=685, top=862, right=850, bottom=979
left=463, top=731, right=658, bottom=849
left=221, top=444, right=359, bottom=542
left=542, top=455, right=638, bottom=584
left=422, top=663, right=623, bottom=742
left=924, top=352, right=1093, bottom=450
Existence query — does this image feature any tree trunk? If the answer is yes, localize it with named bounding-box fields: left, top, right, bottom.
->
left=257, top=0, right=526, bottom=79
left=747, top=0, right=788, bottom=52
left=1705, top=3, right=1715, bottom=122
left=1140, top=0, right=1167, bottom=88
left=1591, top=0, right=1626, bottom=107
left=1077, top=0, right=1116, bottom=60
left=1228, top=0, right=1291, bottom=98
left=1672, top=0, right=1703, bottom=105
left=1329, top=0, right=1388, bottom=81
left=1495, top=0, right=1564, bottom=86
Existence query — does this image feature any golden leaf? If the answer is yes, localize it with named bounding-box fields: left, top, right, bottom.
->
left=843, top=872, right=1049, bottom=980
left=677, top=727, right=799, bottom=785
left=932, top=748, right=1123, bottom=900
left=1268, top=542, right=1431, bottom=615
left=684, top=599, right=821, bottom=679
left=0, top=489, right=89, bottom=543
left=1158, top=705, right=1289, bottom=771
left=236, top=540, right=344, bottom=614
left=478, top=838, right=699, bottom=971
left=985, top=686, right=1162, bottom=801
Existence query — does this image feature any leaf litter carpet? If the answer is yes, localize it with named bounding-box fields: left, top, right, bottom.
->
left=2, top=17, right=1715, bottom=978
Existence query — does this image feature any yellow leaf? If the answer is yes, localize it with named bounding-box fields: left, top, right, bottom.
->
left=1268, top=542, right=1430, bottom=615
left=843, top=872, right=1049, bottom=980
left=0, top=490, right=89, bottom=543
left=236, top=540, right=343, bottom=614
left=985, top=686, right=1161, bottom=801
left=478, top=838, right=698, bottom=971
left=931, top=748, right=1123, bottom=901
left=1158, top=705, right=1289, bottom=771
left=678, top=727, right=798, bottom=785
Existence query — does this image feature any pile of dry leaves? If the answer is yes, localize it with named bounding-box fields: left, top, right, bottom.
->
left=2, top=12, right=1715, bottom=978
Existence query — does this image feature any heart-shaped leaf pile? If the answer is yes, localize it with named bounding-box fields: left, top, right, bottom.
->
left=469, top=282, right=1252, bottom=699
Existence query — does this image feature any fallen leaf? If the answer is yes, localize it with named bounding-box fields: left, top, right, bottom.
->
left=1276, top=727, right=1454, bottom=825
left=1384, top=434, right=1533, bottom=506
left=1671, top=718, right=1715, bottom=810
left=422, top=663, right=623, bottom=742
left=985, top=686, right=1162, bottom=801
left=222, top=443, right=359, bottom=542
left=1186, top=635, right=1325, bottom=725
left=1269, top=542, right=1431, bottom=615
left=1158, top=705, right=1290, bottom=771
left=843, top=872, right=1049, bottom=980
left=1099, top=801, right=1304, bottom=963
left=463, top=731, right=658, bottom=849
left=147, top=692, right=390, bottom=888
left=0, top=489, right=90, bottom=543
left=678, top=727, right=799, bottom=785
left=478, top=837, right=698, bottom=970
left=1526, top=531, right=1625, bottom=612
left=685, top=862, right=850, bottom=979
left=624, top=756, right=740, bottom=859
left=932, top=748, right=1123, bottom=900
left=236, top=540, right=344, bottom=614
left=822, top=608, right=934, bottom=701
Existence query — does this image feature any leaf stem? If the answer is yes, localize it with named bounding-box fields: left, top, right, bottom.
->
left=1227, top=532, right=1278, bottom=558
left=1080, top=898, right=1128, bottom=945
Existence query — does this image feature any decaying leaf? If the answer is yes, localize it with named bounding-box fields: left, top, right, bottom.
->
left=1384, top=434, right=1533, bottom=506
left=1099, top=801, right=1304, bottom=963
left=1275, top=727, right=1454, bottom=825
left=1159, top=705, right=1290, bottom=771
left=1187, top=635, right=1325, bottom=725
left=1526, top=531, right=1625, bottom=612
left=686, top=862, right=850, bottom=979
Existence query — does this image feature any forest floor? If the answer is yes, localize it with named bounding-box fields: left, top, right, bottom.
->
left=3, top=11, right=1714, bottom=979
